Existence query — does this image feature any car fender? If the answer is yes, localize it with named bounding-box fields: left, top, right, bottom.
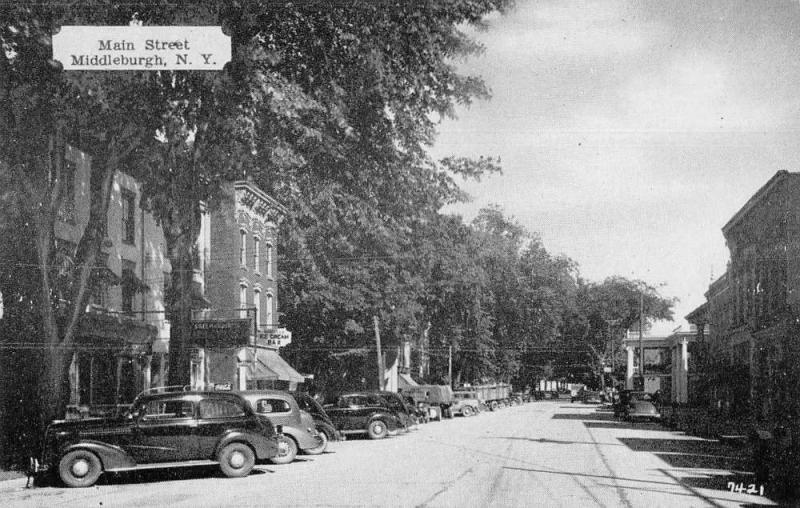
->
left=367, top=412, right=398, bottom=430
left=214, top=429, right=275, bottom=461
left=280, top=427, right=317, bottom=451
left=61, top=440, right=136, bottom=471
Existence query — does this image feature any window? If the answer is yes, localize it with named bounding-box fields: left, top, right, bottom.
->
left=91, top=282, right=107, bottom=307
left=255, top=398, right=291, bottom=414
left=141, top=399, right=195, bottom=420
left=253, top=289, right=261, bottom=328
left=254, top=237, right=260, bottom=273
left=266, top=293, right=273, bottom=328
left=265, top=243, right=273, bottom=278
left=240, top=230, right=247, bottom=267
left=121, top=189, right=135, bottom=244
left=121, top=260, right=136, bottom=314
left=58, top=159, right=76, bottom=224
left=198, top=399, right=245, bottom=419
left=239, top=284, right=248, bottom=319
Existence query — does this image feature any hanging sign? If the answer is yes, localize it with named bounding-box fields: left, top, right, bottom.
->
left=53, top=26, right=231, bottom=71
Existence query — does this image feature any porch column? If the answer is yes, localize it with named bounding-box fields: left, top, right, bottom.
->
left=679, top=338, right=689, bottom=403
left=626, top=346, right=635, bottom=389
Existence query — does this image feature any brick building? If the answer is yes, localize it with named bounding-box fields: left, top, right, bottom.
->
left=688, top=170, right=800, bottom=420
left=57, top=149, right=303, bottom=412
left=192, top=180, right=303, bottom=391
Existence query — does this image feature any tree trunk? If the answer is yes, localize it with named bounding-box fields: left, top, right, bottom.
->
left=164, top=202, right=202, bottom=388
left=33, top=128, right=132, bottom=424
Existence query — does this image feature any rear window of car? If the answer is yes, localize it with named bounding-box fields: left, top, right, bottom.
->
left=255, top=398, right=291, bottom=414
left=198, top=398, right=246, bottom=419
left=142, top=399, right=195, bottom=420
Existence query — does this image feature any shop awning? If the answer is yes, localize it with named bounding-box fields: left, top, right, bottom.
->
left=249, top=348, right=305, bottom=383
left=399, top=372, right=419, bottom=388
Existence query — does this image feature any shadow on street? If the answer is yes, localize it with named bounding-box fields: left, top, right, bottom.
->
left=551, top=412, right=616, bottom=421
left=485, top=436, right=625, bottom=446
left=101, top=465, right=271, bottom=486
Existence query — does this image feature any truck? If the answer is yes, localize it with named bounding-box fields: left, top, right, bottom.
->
left=402, top=385, right=454, bottom=421
left=460, top=383, right=512, bottom=411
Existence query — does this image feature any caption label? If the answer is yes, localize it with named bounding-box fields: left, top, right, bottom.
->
left=52, top=26, right=231, bottom=71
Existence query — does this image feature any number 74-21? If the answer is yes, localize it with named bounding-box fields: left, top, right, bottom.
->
left=727, top=482, right=764, bottom=495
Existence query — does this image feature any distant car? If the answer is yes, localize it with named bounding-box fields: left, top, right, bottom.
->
left=580, top=391, right=603, bottom=404
left=373, top=391, right=417, bottom=430
left=238, top=390, right=326, bottom=462
left=451, top=390, right=481, bottom=417
left=625, top=401, right=661, bottom=423
left=614, top=390, right=650, bottom=417
left=324, top=393, right=403, bottom=439
left=402, top=395, right=429, bottom=424
left=289, top=391, right=344, bottom=445
left=35, top=391, right=280, bottom=488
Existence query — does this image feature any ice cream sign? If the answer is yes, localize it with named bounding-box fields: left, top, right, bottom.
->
left=53, top=26, right=231, bottom=70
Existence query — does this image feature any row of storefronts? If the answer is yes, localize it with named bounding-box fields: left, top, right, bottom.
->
left=631, top=171, right=800, bottom=426
left=58, top=146, right=304, bottom=415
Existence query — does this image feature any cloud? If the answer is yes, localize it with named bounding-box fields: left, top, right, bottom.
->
left=484, top=0, right=663, bottom=58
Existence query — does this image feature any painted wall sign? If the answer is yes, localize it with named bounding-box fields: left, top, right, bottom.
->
left=52, top=26, right=231, bottom=70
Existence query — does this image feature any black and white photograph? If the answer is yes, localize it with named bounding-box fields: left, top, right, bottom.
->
left=1, top=1, right=799, bottom=506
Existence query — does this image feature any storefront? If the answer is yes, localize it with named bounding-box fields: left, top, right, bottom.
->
left=68, top=309, right=157, bottom=414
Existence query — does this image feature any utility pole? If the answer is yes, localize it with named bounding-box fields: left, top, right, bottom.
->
left=374, top=316, right=383, bottom=390
left=639, top=289, right=644, bottom=389
left=448, top=345, right=453, bottom=388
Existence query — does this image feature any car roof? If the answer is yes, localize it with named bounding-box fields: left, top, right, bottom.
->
left=137, top=390, right=244, bottom=401
left=237, top=390, right=297, bottom=401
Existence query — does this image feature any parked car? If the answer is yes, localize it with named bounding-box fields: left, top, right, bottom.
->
left=289, top=391, right=344, bottom=445
left=324, top=393, right=404, bottom=439
left=613, top=390, right=650, bottom=417
left=625, top=400, right=662, bottom=423
left=373, top=391, right=418, bottom=430
left=580, top=391, right=603, bottom=404
left=34, top=390, right=280, bottom=488
left=402, top=395, right=430, bottom=424
left=238, top=390, right=326, bottom=462
left=451, top=390, right=481, bottom=417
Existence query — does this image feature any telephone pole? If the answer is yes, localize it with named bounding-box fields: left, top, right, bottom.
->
left=448, top=346, right=453, bottom=388
left=374, top=316, right=383, bottom=390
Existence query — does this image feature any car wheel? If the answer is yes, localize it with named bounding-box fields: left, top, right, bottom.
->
left=461, top=405, right=474, bottom=417
left=270, top=435, right=298, bottom=464
left=58, top=449, right=102, bottom=488
left=218, top=442, right=255, bottom=478
left=367, top=420, right=388, bottom=439
left=303, top=430, right=329, bottom=455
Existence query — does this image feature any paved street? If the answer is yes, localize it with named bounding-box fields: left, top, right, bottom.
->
left=1, top=401, right=778, bottom=507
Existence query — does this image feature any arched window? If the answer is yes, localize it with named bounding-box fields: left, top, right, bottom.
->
left=254, top=236, right=261, bottom=273
left=266, top=243, right=273, bottom=278
left=266, top=293, right=274, bottom=328
left=254, top=288, right=261, bottom=328
left=239, top=284, right=248, bottom=319
left=240, top=230, right=247, bottom=267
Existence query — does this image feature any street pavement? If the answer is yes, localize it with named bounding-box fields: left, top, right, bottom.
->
left=1, top=400, right=781, bottom=507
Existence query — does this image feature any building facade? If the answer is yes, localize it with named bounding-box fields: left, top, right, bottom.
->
left=192, top=180, right=302, bottom=391
left=59, top=149, right=303, bottom=413
left=690, top=171, right=800, bottom=420
left=622, top=327, right=702, bottom=403
left=59, top=146, right=171, bottom=412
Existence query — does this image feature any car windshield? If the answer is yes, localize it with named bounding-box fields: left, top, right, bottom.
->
left=295, top=394, right=325, bottom=414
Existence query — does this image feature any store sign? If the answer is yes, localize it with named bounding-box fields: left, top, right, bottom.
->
left=264, top=328, right=292, bottom=348
left=52, top=26, right=231, bottom=70
left=191, top=319, right=251, bottom=347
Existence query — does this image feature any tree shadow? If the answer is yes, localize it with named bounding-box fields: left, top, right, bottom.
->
left=485, top=436, right=625, bottom=446
left=551, top=412, right=616, bottom=421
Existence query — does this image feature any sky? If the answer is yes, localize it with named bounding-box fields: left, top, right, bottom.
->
left=430, top=0, right=800, bottom=335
